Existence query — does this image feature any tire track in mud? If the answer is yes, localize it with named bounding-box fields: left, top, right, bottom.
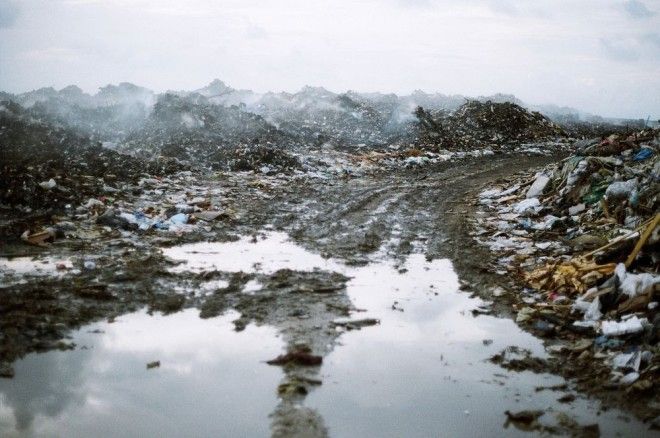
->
left=282, top=154, right=561, bottom=269
left=259, top=153, right=565, bottom=437
left=279, top=153, right=657, bottom=424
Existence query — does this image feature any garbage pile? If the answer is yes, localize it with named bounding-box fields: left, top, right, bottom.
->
left=2, top=81, right=612, bottom=177
left=415, top=100, right=566, bottom=150
left=549, top=114, right=645, bottom=140
left=210, top=144, right=301, bottom=173
left=474, top=128, right=659, bottom=393
left=4, top=83, right=154, bottom=143
left=253, top=87, right=397, bottom=149
left=0, top=101, right=183, bottom=213
left=5, top=80, right=650, bottom=183
left=90, top=173, right=227, bottom=234
left=121, top=93, right=301, bottom=172
left=14, top=169, right=232, bottom=251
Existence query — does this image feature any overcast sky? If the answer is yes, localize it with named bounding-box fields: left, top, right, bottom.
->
left=0, top=0, right=658, bottom=118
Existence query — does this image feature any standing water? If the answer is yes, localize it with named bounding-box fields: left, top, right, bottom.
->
left=0, top=233, right=648, bottom=436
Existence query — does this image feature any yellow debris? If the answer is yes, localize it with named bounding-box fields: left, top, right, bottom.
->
left=525, top=258, right=616, bottom=295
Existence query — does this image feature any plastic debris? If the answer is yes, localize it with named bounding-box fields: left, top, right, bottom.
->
left=513, top=198, right=540, bottom=214
left=633, top=148, right=653, bottom=161
left=601, top=316, right=647, bottom=336
left=583, top=297, right=602, bottom=321
left=615, top=263, right=660, bottom=298
left=605, top=179, right=638, bottom=201
left=619, top=372, right=640, bottom=385
left=525, top=173, right=550, bottom=198
left=473, top=127, right=659, bottom=398
left=612, top=352, right=641, bottom=371
left=568, top=203, right=585, bottom=215
left=38, top=178, right=56, bottom=190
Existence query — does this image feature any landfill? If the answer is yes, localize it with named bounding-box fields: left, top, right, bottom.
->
left=1, top=80, right=659, bottom=435
left=473, top=128, right=659, bottom=409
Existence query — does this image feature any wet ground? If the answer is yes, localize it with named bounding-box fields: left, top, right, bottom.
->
left=0, top=154, right=655, bottom=436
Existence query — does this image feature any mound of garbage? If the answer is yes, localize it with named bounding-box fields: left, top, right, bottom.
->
left=415, top=100, right=566, bottom=150
left=3, top=80, right=650, bottom=179
left=452, top=100, right=565, bottom=143
left=474, top=128, right=659, bottom=397
left=122, top=93, right=301, bottom=172
left=252, top=87, right=395, bottom=149
left=0, top=101, right=183, bottom=213
left=203, top=84, right=462, bottom=149
left=3, top=83, right=154, bottom=143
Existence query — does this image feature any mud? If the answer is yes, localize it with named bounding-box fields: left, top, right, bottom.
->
left=1, top=152, right=656, bottom=435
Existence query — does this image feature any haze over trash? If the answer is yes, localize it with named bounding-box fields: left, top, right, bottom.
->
left=1, top=0, right=659, bottom=119
left=2, top=1, right=660, bottom=436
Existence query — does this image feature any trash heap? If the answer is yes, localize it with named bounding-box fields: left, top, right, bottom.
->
left=16, top=170, right=232, bottom=250
left=474, top=128, right=659, bottom=393
left=415, top=100, right=566, bottom=151
left=121, top=93, right=301, bottom=172
left=89, top=173, right=228, bottom=234
left=254, top=87, right=396, bottom=149
left=0, top=101, right=183, bottom=213
left=2, top=82, right=587, bottom=178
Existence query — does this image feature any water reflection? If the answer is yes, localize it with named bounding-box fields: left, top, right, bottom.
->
left=0, top=346, right=89, bottom=433
left=0, top=233, right=650, bottom=437
left=0, top=256, right=73, bottom=287
left=0, top=311, right=283, bottom=437
left=309, top=254, right=647, bottom=437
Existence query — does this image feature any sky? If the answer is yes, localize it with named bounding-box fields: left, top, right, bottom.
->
left=0, top=0, right=658, bottom=118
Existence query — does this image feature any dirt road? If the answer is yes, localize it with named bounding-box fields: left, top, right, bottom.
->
left=5, top=152, right=654, bottom=436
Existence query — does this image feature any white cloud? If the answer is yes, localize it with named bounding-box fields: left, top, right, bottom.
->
left=0, top=0, right=19, bottom=28
left=0, top=0, right=658, bottom=118
left=623, top=0, right=655, bottom=19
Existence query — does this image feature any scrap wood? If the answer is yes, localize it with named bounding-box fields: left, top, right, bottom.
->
left=582, top=217, right=653, bottom=259
left=600, top=198, right=611, bottom=220
left=525, top=258, right=616, bottom=295
left=617, top=293, right=652, bottom=314
left=625, top=213, right=660, bottom=268
left=20, top=229, right=55, bottom=247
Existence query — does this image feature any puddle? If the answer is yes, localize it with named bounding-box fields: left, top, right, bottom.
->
left=0, top=232, right=650, bottom=436
left=0, top=310, right=283, bottom=437
left=243, top=279, right=262, bottom=295
left=163, top=232, right=344, bottom=274
left=200, top=279, right=230, bottom=292
left=308, top=255, right=645, bottom=437
left=0, top=256, right=73, bottom=286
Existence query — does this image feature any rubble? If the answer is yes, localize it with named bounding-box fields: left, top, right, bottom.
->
left=0, top=101, right=185, bottom=215
left=473, top=127, right=659, bottom=405
left=121, top=93, right=300, bottom=172
left=414, top=100, right=566, bottom=151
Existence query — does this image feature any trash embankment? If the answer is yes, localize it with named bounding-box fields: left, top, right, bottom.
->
left=121, top=93, right=301, bottom=173
left=414, top=100, right=566, bottom=151
left=473, top=128, right=659, bottom=401
left=3, top=84, right=586, bottom=181
left=0, top=101, right=184, bottom=215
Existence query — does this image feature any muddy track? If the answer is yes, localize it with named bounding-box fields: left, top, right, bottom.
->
left=253, top=153, right=658, bottom=421
left=257, top=152, right=660, bottom=423
left=266, top=154, right=560, bottom=268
